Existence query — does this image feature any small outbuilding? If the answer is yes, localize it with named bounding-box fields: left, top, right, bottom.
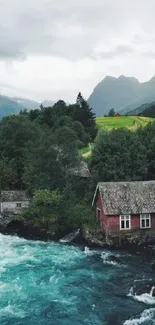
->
left=114, top=113, right=120, bottom=117
left=0, top=191, right=30, bottom=217
left=92, top=181, right=155, bottom=234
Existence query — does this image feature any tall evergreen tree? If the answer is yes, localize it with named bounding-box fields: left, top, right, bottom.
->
left=108, top=108, right=115, bottom=116
left=74, top=92, right=97, bottom=141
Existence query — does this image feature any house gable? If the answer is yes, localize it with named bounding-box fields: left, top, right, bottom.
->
left=93, top=181, right=155, bottom=234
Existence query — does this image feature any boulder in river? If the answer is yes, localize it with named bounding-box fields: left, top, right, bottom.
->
left=108, top=255, right=120, bottom=263
left=133, top=279, right=155, bottom=296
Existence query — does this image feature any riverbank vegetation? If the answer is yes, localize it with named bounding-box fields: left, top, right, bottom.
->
left=1, top=94, right=155, bottom=237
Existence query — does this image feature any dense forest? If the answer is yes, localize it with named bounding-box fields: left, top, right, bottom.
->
left=0, top=93, right=97, bottom=235
left=1, top=94, right=155, bottom=236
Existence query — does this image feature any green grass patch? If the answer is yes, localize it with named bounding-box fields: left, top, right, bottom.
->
left=80, top=146, right=90, bottom=155
left=80, top=146, right=92, bottom=159
left=80, top=116, right=154, bottom=158
left=96, top=116, right=154, bottom=131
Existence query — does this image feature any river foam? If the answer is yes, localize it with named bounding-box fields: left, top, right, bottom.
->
left=124, top=308, right=155, bottom=325
left=128, top=284, right=155, bottom=305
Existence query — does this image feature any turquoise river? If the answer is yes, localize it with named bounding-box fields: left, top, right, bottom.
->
left=0, top=233, right=155, bottom=325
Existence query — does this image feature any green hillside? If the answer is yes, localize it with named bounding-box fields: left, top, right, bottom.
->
left=81, top=116, right=154, bottom=158
left=96, top=116, right=154, bottom=131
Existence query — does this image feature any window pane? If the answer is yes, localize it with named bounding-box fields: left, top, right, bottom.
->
left=121, top=221, right=125, bottom=229
left=146, top=219, right=150, bottom=227
left=142, top=219, right=145, bottom=228
left=126, top=220, right=130, bottom=229
left=16, top=203, right=21, bottom=208
left=126, top=216, right=129, bottom=220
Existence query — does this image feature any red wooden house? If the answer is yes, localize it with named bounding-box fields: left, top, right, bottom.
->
left=92, top=181, right=155, bottom=234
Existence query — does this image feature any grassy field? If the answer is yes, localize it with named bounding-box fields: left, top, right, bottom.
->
left=96, top=116, right=154, bottom=131
left=81, top=116, right=154, bottom=158
left=80, top=144, right=93, bottom=158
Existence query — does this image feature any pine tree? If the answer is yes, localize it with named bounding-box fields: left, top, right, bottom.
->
left=108, top=108, right=115, bottom=116
left=74, top=92, right=97, bottom=141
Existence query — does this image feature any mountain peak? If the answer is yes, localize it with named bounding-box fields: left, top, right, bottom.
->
left=103, top=75, right=139, bottom=84
left=88, top=74, right=155, bottom=116
left=118, top=75, right=126, bottom=79
left=118, top=75, right=139, bottom=83
left=103, top=76, right=116, bottom=81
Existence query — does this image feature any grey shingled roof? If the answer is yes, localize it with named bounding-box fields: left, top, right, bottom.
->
left=1, top=191, right=29, bottom=202
left=92, top=181, right=155, bottom=215
left=69, top=161, right=90, bottom=178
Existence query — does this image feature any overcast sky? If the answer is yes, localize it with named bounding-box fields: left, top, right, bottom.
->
left=0, top=0, right=155, bottom=102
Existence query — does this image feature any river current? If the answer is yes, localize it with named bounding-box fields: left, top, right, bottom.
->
left=0, top=234, right=155, bottom=325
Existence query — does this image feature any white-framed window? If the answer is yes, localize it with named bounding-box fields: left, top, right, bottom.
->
left=97, top=208, right=101, bottom=220
left=120, top=215, right=131, bottom=230
left=16, top=203, right=22, bottom=208
left=140, top=214, right=151, bottom=229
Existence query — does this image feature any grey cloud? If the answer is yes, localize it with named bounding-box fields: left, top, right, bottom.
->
left=97, top=45, right=135, bottom=59
left=0, top=0, right=155, bottom=60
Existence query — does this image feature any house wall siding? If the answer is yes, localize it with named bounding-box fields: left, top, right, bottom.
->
left=96, top=193, right=107, bottom=230
left=95, top=191, right=155, bottom=233
left=108, top=216, right=119, bottom=232
left=107, top=214, right=155, bottom=233
left=150, top=214, right=155, bottom=228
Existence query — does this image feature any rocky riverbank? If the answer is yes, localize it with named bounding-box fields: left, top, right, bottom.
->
left=82, top=225, right=155, bottom=247
left=2, top=216, right=155, bottom=262
left=0, top=218, right=62, bottom=241
left=81, top=225, right=155, bottom=261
